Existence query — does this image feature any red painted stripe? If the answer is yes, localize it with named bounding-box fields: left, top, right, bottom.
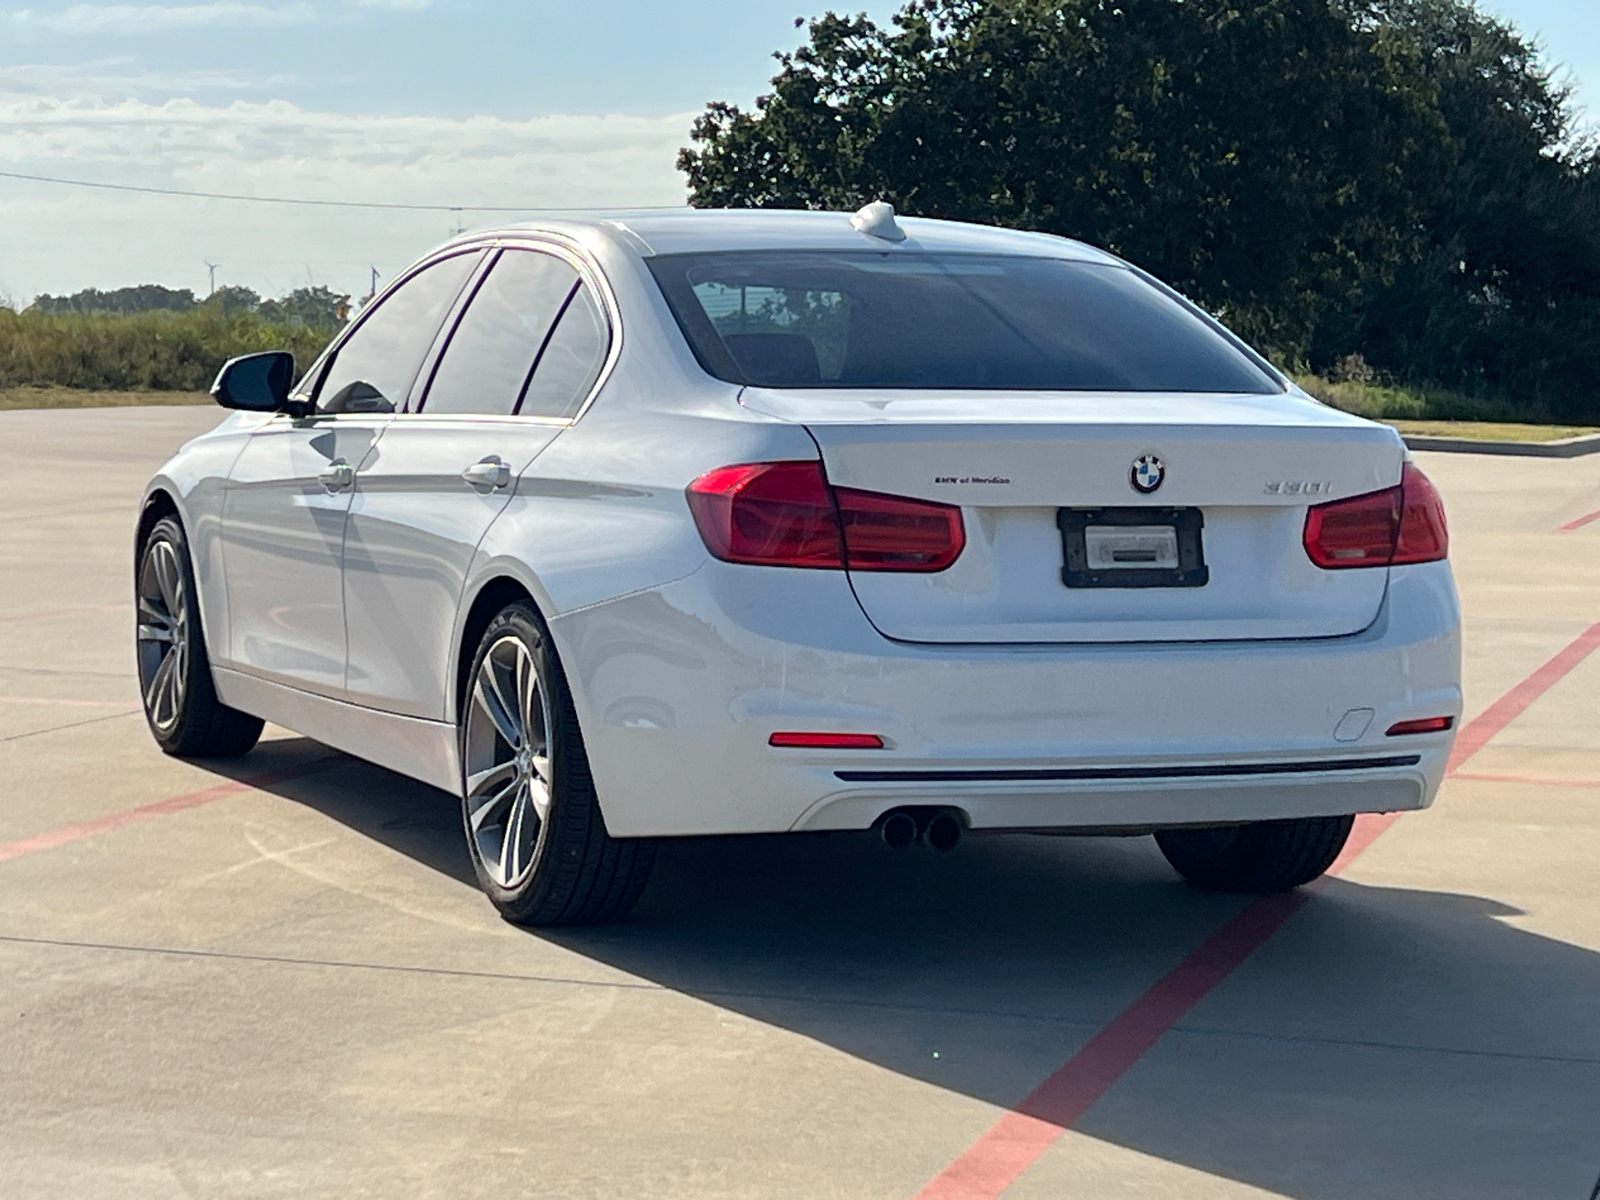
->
left=0, top=756, right=341, bottom=864
left=1559, top=508, right=1600, bottom=532
left=1325, top=810, right=1403, bottom=877
left=914, top=892, right=1311, bottom=1199
left=914, top=620, right=1600, bottom=1199
left=1447, top=622, right=1600, bottom=773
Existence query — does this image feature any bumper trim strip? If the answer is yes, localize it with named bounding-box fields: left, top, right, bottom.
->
left=834, top=754, right=1423, bottom=784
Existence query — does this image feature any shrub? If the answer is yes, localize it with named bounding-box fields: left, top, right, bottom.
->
left=0, top=307, right=338, bottom=393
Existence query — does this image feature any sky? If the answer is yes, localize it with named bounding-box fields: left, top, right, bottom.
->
left=0, top=0, right=1592, bottom=305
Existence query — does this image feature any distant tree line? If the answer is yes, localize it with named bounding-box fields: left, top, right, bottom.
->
left=1, top=285, right=350, bottom=393
left=30, top=283, right=350, bottom=326
left=680, top=0, right=1600, bottom=420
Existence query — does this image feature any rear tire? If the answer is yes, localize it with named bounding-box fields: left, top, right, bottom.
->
left=1155, top=815, right=1354, bottom=892
left=459, top=601, right=655, bottom=926
left=136, top=515, right=264, bottom=758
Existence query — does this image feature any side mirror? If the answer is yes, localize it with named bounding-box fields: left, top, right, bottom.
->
left=211, top=352, right=296, bottom=413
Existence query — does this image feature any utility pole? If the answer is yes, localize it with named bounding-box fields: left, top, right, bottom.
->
left=368, top=266, right=380, bottom=302
left=450, top=208, right=465, bottom=236
left=204, top=261, right=219, bottom=296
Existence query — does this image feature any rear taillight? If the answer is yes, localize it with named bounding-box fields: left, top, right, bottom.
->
left=686, top=460, right=964, bottom=571
left=685, top=461, right=842, bottom=568
left=1303, top=462, right=1448, bottom=569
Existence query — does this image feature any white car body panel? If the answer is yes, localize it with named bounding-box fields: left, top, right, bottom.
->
left=343, top=414, right=564, bottom=717
left=773, top=392, right=1401, bottom=643
left=139, top=209, right=1463, bottom=842
left=548, top=558, right=1459, bottom=837
left=218, top=413, right=390, bottom=697
left=212, top=666, right=459, bottom=792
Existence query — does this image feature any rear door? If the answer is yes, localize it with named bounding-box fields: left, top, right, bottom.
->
left=342, top=245, right=612, bottom=718
left=743, top=388, right=1403, bottom=644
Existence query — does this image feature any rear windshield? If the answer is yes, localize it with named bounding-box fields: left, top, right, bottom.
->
left=647, top=251, right=1279, bottom=393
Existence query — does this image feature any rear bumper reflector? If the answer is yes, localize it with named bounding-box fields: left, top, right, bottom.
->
left=1385, top=716, right=1455, bottom=736
left=834, top=754, right=1422, bottom=783
left=771, top=732, right=886, bottom=749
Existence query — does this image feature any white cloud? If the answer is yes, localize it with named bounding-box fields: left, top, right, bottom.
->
left=0, top=92, right=693, bottom=300
left=0, top=58, right=273, bottom=97
left=12, top=3, right=316, bottom=35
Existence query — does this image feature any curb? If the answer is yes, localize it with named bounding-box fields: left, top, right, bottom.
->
left=1402, top=432, right=1600, bottom=458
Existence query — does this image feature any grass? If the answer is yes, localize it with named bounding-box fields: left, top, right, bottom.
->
left=0, top=386, right=212, bottom=411
left=1293, top=371, right=1599, bottom=441
left=1384, top=419, right=1599, bottom=442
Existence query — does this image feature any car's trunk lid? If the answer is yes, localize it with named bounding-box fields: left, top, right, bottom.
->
left=740, top=388, right=1404, bottom=644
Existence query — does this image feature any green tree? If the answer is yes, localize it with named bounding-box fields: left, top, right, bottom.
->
left=680, top=0, right=1455, bottom=359
left=29, top=285, right=197, bottom=315
left=199, top=285, right=261, bottom=317
left=258, top=285, right=351, bottom=329
left=1330, top=0, right=1600, bottom=418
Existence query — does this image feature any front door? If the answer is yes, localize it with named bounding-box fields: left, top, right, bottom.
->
left=218, top=249, right=484, bottom=696
left=221, top=415, right=388, bottom=695
left=342, top=245, right=612, bottom=719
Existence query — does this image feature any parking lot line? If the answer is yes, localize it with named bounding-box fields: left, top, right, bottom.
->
left=0, top=755, right=341, bottom=864
left=913, top=619, right=1600, bottom=1200
left=1447, top=621, right=1600, bottom=772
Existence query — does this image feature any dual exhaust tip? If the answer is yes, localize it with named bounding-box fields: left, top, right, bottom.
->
left=877, top=807, right=964, bottom=852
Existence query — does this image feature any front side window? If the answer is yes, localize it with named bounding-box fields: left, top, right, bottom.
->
left=647, top=251, right=1279, bottom=394
left=421, top=248, right=581, bottom=416
left=315, top=251, right=483, bottom=414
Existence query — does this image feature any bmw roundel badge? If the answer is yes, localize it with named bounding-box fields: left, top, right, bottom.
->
left=1130, top=454, right=1165, bottom=494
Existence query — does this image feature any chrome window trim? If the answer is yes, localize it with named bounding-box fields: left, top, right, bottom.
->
left=292, top=231, right=622, bottom=425
left=480, top=233, right=622, bottom=425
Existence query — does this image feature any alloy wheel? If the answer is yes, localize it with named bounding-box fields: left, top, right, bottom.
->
left=136, top=535, right=189, bottom=734
left=464, top=633, right=554, bottom=889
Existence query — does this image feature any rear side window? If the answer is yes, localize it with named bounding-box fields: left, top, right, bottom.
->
left=315, top=251, right=482, bottom=413
left=646, top=251, right=1278, bottom=394
left=422, top=248, right=580, bottom=416
left=519, top=282, right=609, bottom=419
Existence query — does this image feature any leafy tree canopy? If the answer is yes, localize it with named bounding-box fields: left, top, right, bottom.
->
left=28, top=282, right=351, bottom=329
left=31, top=284, right=198, bottom=315
left=681, top=0, right=1600, bottom=417
left=681, top=0, right=1455, bottom=359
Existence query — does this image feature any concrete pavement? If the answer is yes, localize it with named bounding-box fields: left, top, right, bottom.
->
left=0, top=405, right=1596, bottom=1198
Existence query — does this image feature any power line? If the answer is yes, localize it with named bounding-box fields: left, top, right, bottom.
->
left=0, top=168, right=683, bottom=214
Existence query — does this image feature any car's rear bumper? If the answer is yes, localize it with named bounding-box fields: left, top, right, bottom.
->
left=548, top=560, right=1460, bottom=838
left=793, top=756, right=1430, bottom=832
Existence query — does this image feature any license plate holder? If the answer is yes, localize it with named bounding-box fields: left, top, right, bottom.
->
left=1057, top=507, right=1209, bottom=589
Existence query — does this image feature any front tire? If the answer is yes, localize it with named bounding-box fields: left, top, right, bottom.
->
left=1155, top=815, right=1354, bottom=892
left=459, top=602, right=655, bottom=926
left=135, top=515, right=264, bottom=758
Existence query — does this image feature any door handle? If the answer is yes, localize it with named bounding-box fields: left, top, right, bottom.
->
left=318, top=459, right=354, bottom=493
left=461, top=457, right=511, bottom=490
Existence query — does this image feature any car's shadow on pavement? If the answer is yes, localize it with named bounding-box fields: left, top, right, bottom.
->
left=222, top=738, right=1600, bottom=1200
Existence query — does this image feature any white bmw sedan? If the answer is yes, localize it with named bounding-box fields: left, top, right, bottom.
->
left=136, top=205, right=1461, bottom=925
